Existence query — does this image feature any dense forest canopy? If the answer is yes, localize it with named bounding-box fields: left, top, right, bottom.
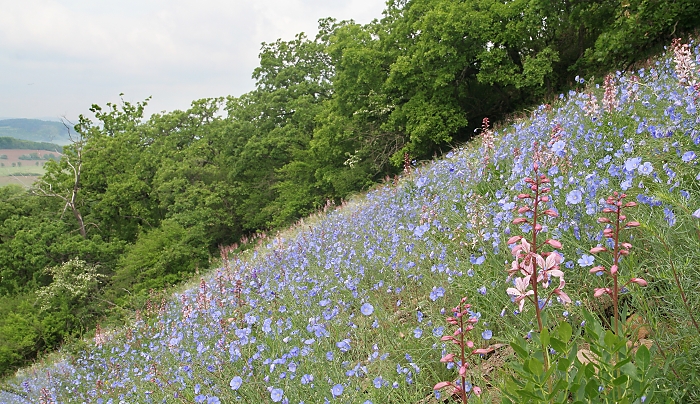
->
left=0, top=0, right=698, bottom=376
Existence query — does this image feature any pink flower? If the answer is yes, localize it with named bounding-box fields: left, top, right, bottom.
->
left=629, top=278, right=648, bottom=287
left=593, top=288, right=612, bottom=298
left=506, top=276, right=534, bottom=312
left=434, top=381, right=452, bottom=390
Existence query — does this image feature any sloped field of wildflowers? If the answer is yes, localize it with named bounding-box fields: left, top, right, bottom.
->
left=2, top=40, right=699, bottom=403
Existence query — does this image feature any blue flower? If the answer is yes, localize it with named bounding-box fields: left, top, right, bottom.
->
left=229, top=376, right=242, bottom=390
left=624, top=157, right=642, bottom=172
left=577, top=254, right=594, bottom=267
left=360, top=303, right=374, bottom=316
left=373, top=376, right=384, bottom=388
left=682, top=151, right=696, bottom=162
left=301, top=374, right=314, bottom=385
left=638, top=162, right=654, bottom=175
left=331, top=383, right=344, bottom=398
left=482, top=329, right=493, bottom=340
left=270, top=387, right=284, bottom=402
left=336, top=339, right=351, bottom=352
left=693, top=208, right=700, bottom=219
left=566, top=189, right=583, bottom=205
left=429, top=286, right=445, bottom=301
left=414, top=327, right=423, bottom=338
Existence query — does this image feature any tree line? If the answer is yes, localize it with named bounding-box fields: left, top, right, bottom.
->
left=1, top=0, right=698, bottom=376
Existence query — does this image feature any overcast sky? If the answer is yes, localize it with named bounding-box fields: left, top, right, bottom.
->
left=0, top=0, right=386, bottom=122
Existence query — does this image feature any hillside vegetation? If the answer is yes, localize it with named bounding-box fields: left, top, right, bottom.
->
left=0, top=138, right=62, bottom=152
left=0, top=0, right=699, bottom=398
left=2, top=35, right=700, bottom=403
left=0, top=120, right=72, bottom=145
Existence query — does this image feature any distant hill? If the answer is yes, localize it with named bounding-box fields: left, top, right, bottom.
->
left=0, top=119, right=74, bottom=145
left=0, top=137, right=63, bottom=152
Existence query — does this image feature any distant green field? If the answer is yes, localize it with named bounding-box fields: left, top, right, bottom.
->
left=0, top=165, right=44, bottom=176
left=0, top=174, right=41, bottom=187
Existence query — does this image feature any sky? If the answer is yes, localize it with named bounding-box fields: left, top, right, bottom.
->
left=0, top=0, right=387, bottom=122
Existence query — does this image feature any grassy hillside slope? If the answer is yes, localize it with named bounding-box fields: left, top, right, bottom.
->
left=2, top=42, right=699, bottom=403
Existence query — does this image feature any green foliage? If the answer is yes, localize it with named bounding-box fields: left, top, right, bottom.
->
left=112, top=220, right=209, bottom=301
left=504, top=314, right=655, bottom=404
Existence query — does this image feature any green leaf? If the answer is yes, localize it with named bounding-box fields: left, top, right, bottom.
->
left=604, top=329, right=617, bottom=348
left=511, top=339, right=529, bottom=359
left=557, top=356, right=572, bottom=372
left=557, top=321, right=573, bottom=342
left=525, top=357, right=544, bottom=378
left=636, top=344, right=651, bottom=369
left=613, top=374, right=630, bottom=386
left=620, top=362, right=638, bottom=380
left=585, top=380, right=601, bottom=399
left=540, top=328, right=550, bottom=348
left=550, top=337, right=567, bottom=354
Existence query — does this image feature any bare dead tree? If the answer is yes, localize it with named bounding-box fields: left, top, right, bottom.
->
left=33, top=118, right=87, bottom=238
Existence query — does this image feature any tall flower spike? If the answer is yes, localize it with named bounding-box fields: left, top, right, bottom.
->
left=506, top=161, right=569, bottom=333
left=434, top=296, right=482, bottom=403
left=589, top=192, right=646, bottom=334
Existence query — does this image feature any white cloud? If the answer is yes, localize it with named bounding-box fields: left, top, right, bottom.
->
left=0, top=0, right=386, bottom=120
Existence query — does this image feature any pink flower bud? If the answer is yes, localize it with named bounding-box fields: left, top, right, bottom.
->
left=589, top=265, right=606, bottom=274
left=593, top=288, right=610, bottom=298
left=434, top=381, right=452, bottom=390
left=534, top=224, right=543, bottom=231
left=620, top=214, right=627, bottom=221
left=472, top=348, right=492, bottom=355
left=619, top=249, right=629, bottom=256
left=624, top=201, right=637, bottom=208
left=517, top=193, right=532, bottom=199
left=540, top=195, right=550, bottom=202
left=590, top=246, right=607, bottom=253
left=518, top=206, right=530, bottom=214
left=597, top=217, right=611, bottom=223
left=630, top=278, right=648, bottom=286
left=610, top=265, right=618, bottom=275
left=625, top=221, right=641, bottom=228
left=466, top=340, right=474, bottom=348
left=533, top=162, right=539, bottom=171
left=459, top=364, right=468, bottom=377
left=512, top=218, right=528, bottom=224
left=507, top=235, right=523, bottom=244
left=543, top=209, right=558, bottom=217
left=441, top=336, right=456, bottom=342
left=440, top=353, right=455, bottom=363
left=603, top=207, right=615, bottom=213
left=473, top=386, right=482, bottom=396
left=545, top=239, right=562, bottom=249
left=541, top=187, right=551, bottom=193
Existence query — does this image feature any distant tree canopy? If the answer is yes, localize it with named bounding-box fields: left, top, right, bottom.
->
left=0, top=0, right=698, bottom=377
left=0, top=137, right=62, bottom=152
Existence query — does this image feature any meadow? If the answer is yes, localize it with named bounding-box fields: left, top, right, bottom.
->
left=1, top=41, right=699, bottom=403
left=0, top=149, right=58, bottom=187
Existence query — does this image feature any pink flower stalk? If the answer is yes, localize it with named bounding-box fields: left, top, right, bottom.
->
left=589, top=192, right=646, bottom=334
left=583, top=93, right=600, bottom=117
left=481, top=117, right=495, bottom=167
left=603, top=74, right=619, bottom=113
left=507, top=162, right=569, bottom=332
left=625, top=75, right=640, bottom=102
left=672, top=38, right=698, bottom=87
left=434, top=296, right=482, bottom=403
